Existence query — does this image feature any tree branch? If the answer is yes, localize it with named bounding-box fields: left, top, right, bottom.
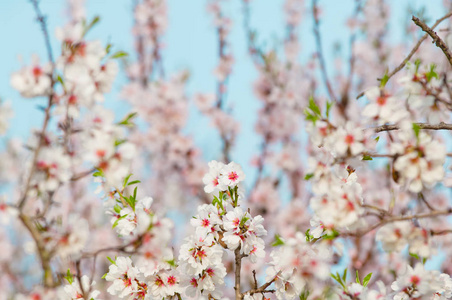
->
left=234, top=248, right=243, bottom=300
left=345, top=208, right=452, bottom=237
left=412, top=15, right=452, bottom=67
left=372, top=122, right=452, bottom=133
left=356, top=12, right=452, bottom=99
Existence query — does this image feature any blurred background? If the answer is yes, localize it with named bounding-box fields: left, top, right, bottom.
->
left=0, top=0, right=446, bottom=179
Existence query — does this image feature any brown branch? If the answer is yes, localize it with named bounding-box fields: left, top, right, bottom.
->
left=356, top=12, right=452, bottom=99
left=373, top=122, right=452, bottom=133
left=234, top=248, right=243, bottom=300
left=19, top=214, right=55, bottom=287
left=344, top=208, right=452, bottom=237
left=244, top=271, right=281, bottom=296
left=431, top=229, right=452, bottom=236
left=412, top=15, right=452, bottom=67
left=418, top=192, right=436, bottom=211
left=19, top=1, right=56, bottom=210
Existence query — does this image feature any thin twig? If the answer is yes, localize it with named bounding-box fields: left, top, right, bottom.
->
left=356, top=12, right=452, bottom=99
left=234, top=248, right=243, bottom=300
left=412, top=15, right=452, bottom=66
left=373, top=122, right=452, bottom=133
left=344, top=208, right=452, bottom=237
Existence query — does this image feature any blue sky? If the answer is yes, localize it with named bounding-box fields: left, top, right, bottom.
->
left=0, top=0, right=446, bottom=172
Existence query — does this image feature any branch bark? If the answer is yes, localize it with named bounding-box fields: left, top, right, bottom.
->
left=373, top=122, right=452, bottom=133
left=234, top=248, right=243, bottom=300
left=346, top=208, right=452, bottom=237
left=412, top=15, right=452, bottom=67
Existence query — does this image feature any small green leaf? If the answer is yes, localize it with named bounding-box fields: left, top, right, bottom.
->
left=379, top=71, right=389, bottom=88
left=166, top=259, right=177, bottom=267
left=57, top=75, right=65, bottom=87
left=305, top=229, right=314, bottom=242
left=326, top=101, right=333, bottom=118
left=308, top=96, right=321, bottom=116
left=412, top=123, right=420, bottom=138
left=342, top=268, right=347, bottom=282
left=426, top=64, right=438, bottom=82
left=409, top=252, right=420, bottom=260
left=304, top=173, right=314, bottom=180
left=356, top=270, right=360, bottom=284
left=123, top=174, right=133, bottom=187
left=101, top=273, right=108, bottom=279
left=239, top=217, right=250, bottom=227
left=111, top=51, right=129, bottom=59
left=362, top=272, right=372, bottom=287
left=118, top=112, right=137, bottom=126
left=127, top=180, right=141, bottom=186
left=113, top=204, right=121, bottom=214
left=107, top=256, right=116, bottom=265
left=272, top=234, right=285, bottom=246
left=93, top=168, right=105, bottom=177
left=115, top=139, right=127, bottom=146
left=83, top=15, right=100, bottom=36
left=112, top=214, right=128, bottom=228
left=414, top=59, right=421, bottom=73
left=375, top=136, right=380, bottom=142
left=105, top=43, right=113, bottom=54
left=65, top=269, right=73, bottom=284
left=362, top=155, right=373, bottom=161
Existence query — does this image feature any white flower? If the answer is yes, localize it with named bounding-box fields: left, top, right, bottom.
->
left=11, top=57, right=52, bottom=98
left=62, top=275, right=101, bottom=300
left=203, top=160, right=226, bottom=193
left=376, top=221, right=412, bottom=253
left=105, top=257, right=142, bottom=298
left=219, top=161, right=246, bottom=188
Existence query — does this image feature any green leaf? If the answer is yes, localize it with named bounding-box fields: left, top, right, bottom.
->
left=304, top=109, right=319, bottom=124
left=342, top=268, right=347, bottom=282
left=355, top=270, right=360, bottom=284
left=123, top=174, right=133, bottom=187
left=113, top=204, right=121, bottom=214
left=127, top=180, right=141, bottom=186
left=83, top=15, right=100, bottom=36
left=375, top=136, right=380, bottom=142
left=111, top=51, right=129, bottom=59
left=65, top=269, right=73, bottom=284
left=93, top=168, right=105, bottom=177
left=112, top=214, right=128, bottom=228
left=272, top=234, right=285, bottom=246
left=304, top=173, right=314, bottom=180
left=166, top=259, right=177, bottom=267
left=118, top=112, right=137, bottom=126
left=115, top=139, right=127, bottom=146
left=326, top=101, right=333, bottom=118
left=107, top=256, right=116, bottom=265
left=362, top=155, right=373, bottom=161
left=426, top=64, right=438, bottom=82
left=412, top=123, right=420, bottom=138
left=101, top=273, right=108, bottom=279
left=305, top=229, right=314, bottom=242
left=239, top=216, right=250, bottom=227
left=57, top=75, right=65, bottom=88
left=414, top=59, right=421, bottom=73
left=105, top=43, right=113, bottom=54
left=308, top=96, right=321, bottom=116
left=362, top=272, right=372, bottom=287
left=379, top=71, right=389, bottom=88
left=133, top=187, right=137, bottom=201
left=409, top=252, right=420, bottom=260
